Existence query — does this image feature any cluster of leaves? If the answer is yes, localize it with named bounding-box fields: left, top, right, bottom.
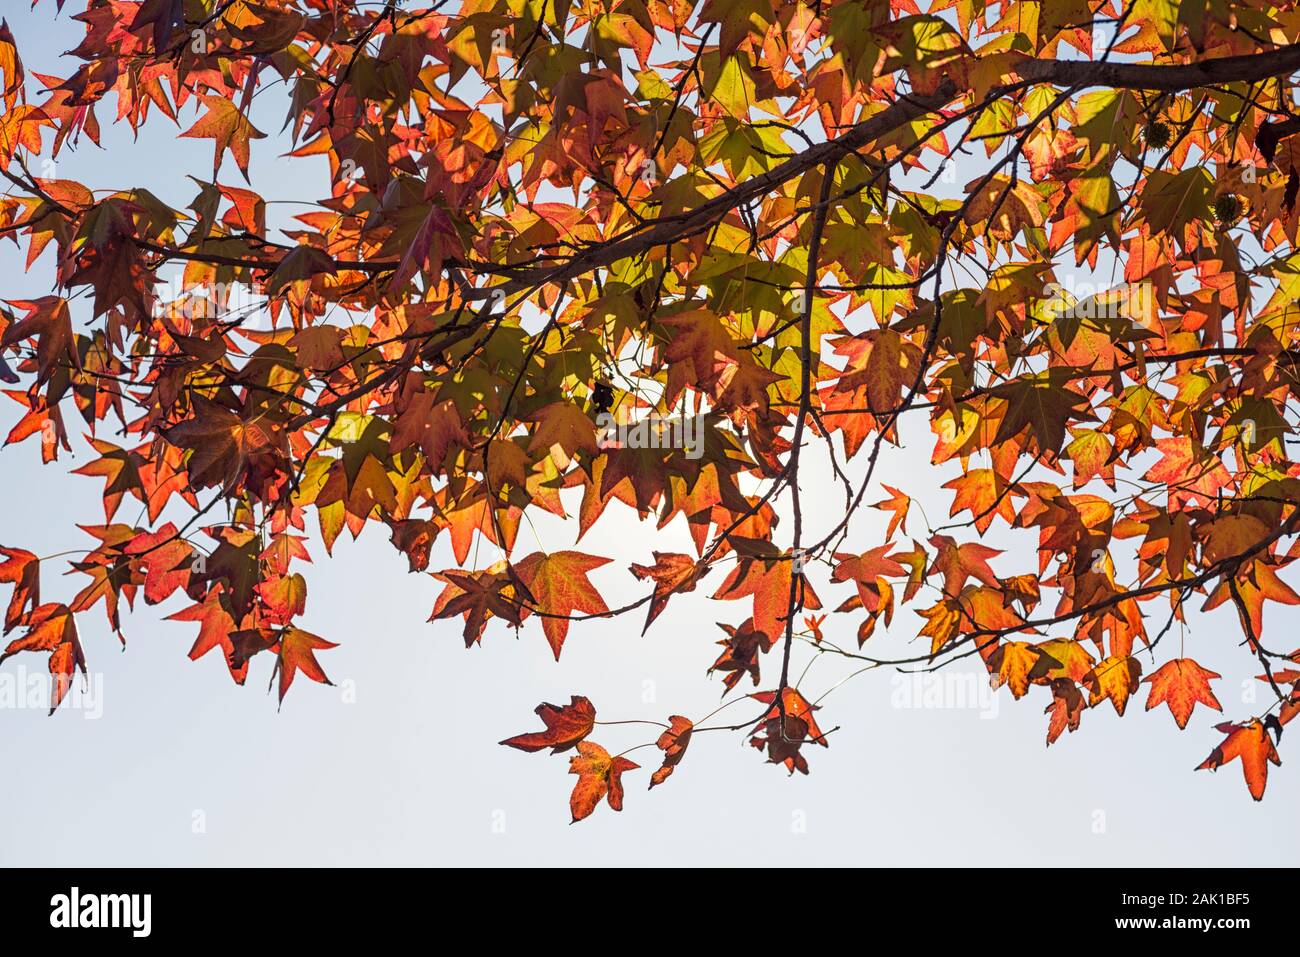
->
left=2, top=0, right=1300, bottom=819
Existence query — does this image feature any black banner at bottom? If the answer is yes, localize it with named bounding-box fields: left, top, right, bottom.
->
left=0, top=868, right=1287, bottom=942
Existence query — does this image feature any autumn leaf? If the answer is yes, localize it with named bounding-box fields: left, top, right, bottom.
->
left=1203, top=560, right=1300, bottom=641
left=749, top=687, right=827, bottom=774
left=710, top=618, right=774, bottom=692
left=990, top=371, right=1094, bottom=454
left=163, top=398, right=277, bottom=491
left=927, top=535, right=1001, bottom=597
left=514, top=551, right=611, bottom=658
left=257, top=573, right=308, bottom=624
left=629, top=552, right=705, bottom=633
left=169, top=586, right=250, bottom=683
left=501, top=696, right=596, bottom=754
left=390, top=393, right=470, bottom=469
left=72, top=440, right=146, bottom=521
left=265, top=245, right=339, bottom=298
left=873, top=484, right=911, bottom=540
left=988, top=641, right=1060, bottom=698
left=1142, top=437, right=1231, bottom=505
left=525, top=401, right=601, bottom=465
left=125, top=524, right=194, bottom=605
left=1144, top=658, right=1222, bottom=729
left=859, top=329, right=920, bottom=415
left=1045, top=678, right=1085, bottom=745
left=1197, top=720, right=1281, bottom=801
left=1, top=297, right=77, bottom=386
left=713, top=552, right=822, bottom=642
left=942, top=469, right=1017, bottom=533
left=0, top=603, right=84, bottom=713
left=567, top=741, right=639, bottom=822
left=0, top=20, right=24, bottom=107
left=271, top=627, right=337, bottom=704
left=1083, top=655, right=1143, bottom=716
left=649, top=715, right=693, bottom=788
left=129, top=0, right=186, bottom=51
left=180, top=96, right=266, bottom=179
left=1036, top=639, right=1096, bottom=683
left=0, top=546, right=39, bottom=632
left=430, top=565, right=525, bottom=647
left=832, top=545, right=905, bottom=601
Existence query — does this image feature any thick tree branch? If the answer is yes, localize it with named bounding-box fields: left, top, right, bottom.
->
left=474, top=43, right=1300, bottom=297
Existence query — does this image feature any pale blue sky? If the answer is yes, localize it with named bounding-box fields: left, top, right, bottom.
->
left=0, top=4, right=1294, bottom=866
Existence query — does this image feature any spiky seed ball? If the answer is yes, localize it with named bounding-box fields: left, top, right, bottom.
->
left=1214, top=194, right=1242, bottom=224
left=1143, top=121, right=1171, bottom=150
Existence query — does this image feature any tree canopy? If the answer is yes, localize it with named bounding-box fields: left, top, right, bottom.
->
left=2, top=0, right=1300, bottom=820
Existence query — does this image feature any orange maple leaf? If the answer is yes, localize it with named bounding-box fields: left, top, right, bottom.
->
left=713, top=552, right=823, bottom=641
left=273, top=627, right=337, bottom=704
left=1197, top=720, right=1281, bottom=801
left=749, top=687, right=828, bottom=774
left=180, top=95, right=266, bottom=178
left=1044, top=678, right=1085, bottom=745
left=0, top=602, right=85, bottom=713
left=514, top=551, right=611, bottom=658
left=500, top=696, right=596, bottom=754
left=927, top=535, right=1001, bottom=597
left=649, top=715, right=694, bottom=788
left=629, top=551, right=705, bottom=633
left=169, top=586, right=252, bottom=683
left=1083, top=655, right=1143, bottom=715
left=1144, top=658, right=1223, bottom=729
left=567, top=741, right=638, bottom=822
left=1, top=297, right=77, bottom=386
left=988, top=641, right=1059, bottom=698
left=163, top=397, right=280, bottom=491
left=0, top=546, right=39, bottom=632
left=872, top=484, right=911, bottom=539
